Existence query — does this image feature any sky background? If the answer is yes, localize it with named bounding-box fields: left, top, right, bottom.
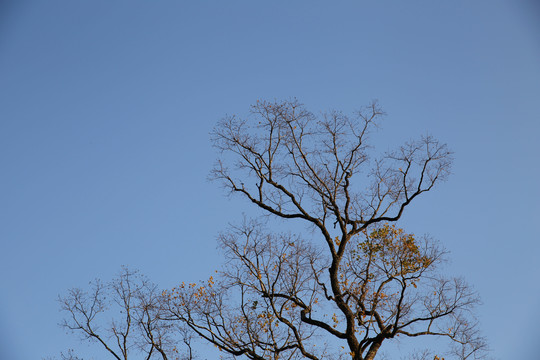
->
left=1, top=1, right=539, bottom=359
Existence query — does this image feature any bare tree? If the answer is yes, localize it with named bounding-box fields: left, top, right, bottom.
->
left=58, top=99, right=486, bottom=360
left=59, top=267, right=194, bottom=360
left=163, top=99, right=486, bottom=360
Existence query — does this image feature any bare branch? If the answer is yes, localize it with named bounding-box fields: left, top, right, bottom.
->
left=59, top=267, right=189, bottom=360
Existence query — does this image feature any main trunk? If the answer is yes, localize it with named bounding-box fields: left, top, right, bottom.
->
left=362, top=340, right=383, bottom=360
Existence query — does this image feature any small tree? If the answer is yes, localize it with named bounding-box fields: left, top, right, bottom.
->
left=59, top=267, right=194, bottom=360
left=163, top=99, right=485, bottom=359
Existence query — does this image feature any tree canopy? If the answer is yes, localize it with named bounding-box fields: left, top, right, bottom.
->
left=58, top=100, right=486, bottom=360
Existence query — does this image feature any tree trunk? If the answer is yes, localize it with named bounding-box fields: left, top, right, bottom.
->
left=363, top=340, right=383, bottom=360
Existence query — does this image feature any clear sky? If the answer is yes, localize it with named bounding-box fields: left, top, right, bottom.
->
left=1, top=1, right=539, bottom=359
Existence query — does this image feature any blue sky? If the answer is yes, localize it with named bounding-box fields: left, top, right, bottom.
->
left=1, top=1, right=539, bottom=359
